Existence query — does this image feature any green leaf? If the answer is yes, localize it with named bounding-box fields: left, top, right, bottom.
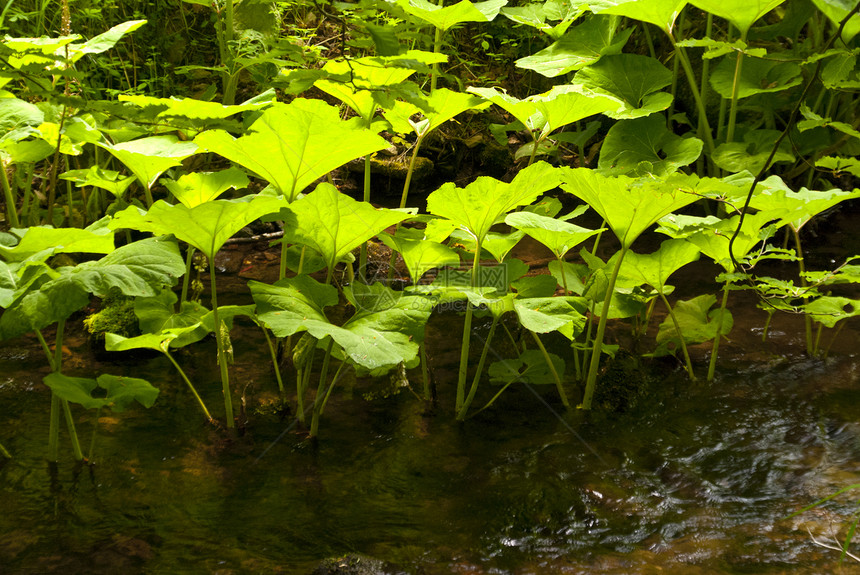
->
left=812, top=0, right=860, bottom=42
left=250, top=274, right=338, bottom=337
left=0, top=235, right=184, bottom=340
left=427, top=161, right=560, bottom=245
left=0, top=97, right=44, bottom=132
left=387, top=88, right=488, bottom=138
left=0, top=223, right=115, bottom=262
left=365, top=22, right=402, bottom=56
left=43, top=372, right=159, bottom=411
left=43, top=373, right=103, bottom=410
left=399, top=0, right=507, bottom=31
left=514, top=296, right=587, bottom=338
left=278, top=183, right=410, bottom=272
left=573, top=54, right=673, bottom=119
left=134, top=287, right=210, bottom=347
left=709, top=56, right=801, bottom=99
left=511, top=274, right=558, bottom=298
left=654, top=293, right=733, bottom=356
left=598, top=115, right=703, bottom=176
left=515, top=15, right=632, bottom=77
left=119, top=93, right=274, bottom=123
left=110, top=194, right=285, bottom=260
left=675, top=37, right=767, bottom=59
left=560, top=169, right=701, bottom=249
left=195, top=99, right=389, bottom=201
left=73, top=20, right=147, bottom=55
left=804, top=296, right=860, bottom=328
left=618, top=238, right=701, bottom=293
left=531, top=84, right=619, bottom=136
left=798, top=104, right=860, bottom=142
left=589, top=0, right=687, bottom=33
left=749, top=179, right=860, bottom=232
left=489, top=349, right=564, bottom=385
left=466, top=86, right=542, bottom=130
left=161, top=168, right=250, bottom=208
left=657, top=211, right=783, bottom=271
left=379, top=229, right=461, bottom=282
left=94, top=373, right=159, bottom=411
left=101, top=135, right=199, bottom=191
left=505, top=211, right=603, bottom=259
left=59, top=236, right=186, bottom=299
left=816, top=156, right=860, bottom=178
left=59, top=166, right=136, bottom=198
left=712, top=130, right=794, bottom=174
left=822, top=53, right=860, bottom=90
left=252, top=276, right=433, bottom=372
left=689, top=0, right=785, bottom=36
left=548, top=259, right=589, bottom=294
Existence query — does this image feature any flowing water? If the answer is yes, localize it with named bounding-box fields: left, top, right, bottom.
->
left=2, top=243, right=860, bottom=574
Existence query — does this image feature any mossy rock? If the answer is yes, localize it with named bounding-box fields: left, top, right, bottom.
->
left=83, top=294, right=139, bottom=341
left=371, top=155, right=433, bottom=180
left=310, top=554, right=392, bottom=575
left=592, top=352, right=657, bottom=413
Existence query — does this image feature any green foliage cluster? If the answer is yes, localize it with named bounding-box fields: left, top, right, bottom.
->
left=0, top=0, right=859, bottom=495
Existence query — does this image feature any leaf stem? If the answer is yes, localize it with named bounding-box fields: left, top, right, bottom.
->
left=209, top=256, right=234, bottom=428
left=658, top=292, right=696, bottom=381
left=530, top=330, right=569, bottom=408
left=0, top=159, right=19, bottom=228
left=581, top=245, right=627, bottom=409
left=164, top=348, right=214, bottom=423
left=707, top=285, right=731, bottom=382
left=457, top=314, right=499, bottom=420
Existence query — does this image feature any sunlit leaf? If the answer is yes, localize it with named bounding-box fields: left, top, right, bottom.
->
left=110, top=194, right=285, bottom=260
left=804, top=296, right=860, bottom=328
left=560, top=169, right=701, bottom=249
left=618, top=238, right=701, bottom=294
left=399, top=0, right=507, bottom=31
left=812, top=0, right=860, bottom=42
left=379, top=228, right=461, bottom=282
left=689, top=0, right=785, bottom=36
left=573, top=54, right=673, bottom=119
left=161, top=168, right=250, bottom=208
left=505, top=211, right=603, bottom=259
left=427, top=161, right=560, bottom=245
left=195, top=99, right=389, bottom=201
left=101, top=135, right=198, bottom=191
left=515, top=15, right=632, bottom=77
left=277, top=183, right=410, bottom=273
left=589, top=0, right=688, bottom=33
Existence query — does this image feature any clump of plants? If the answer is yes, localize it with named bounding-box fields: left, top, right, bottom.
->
left=0, top=0, right=858, bottom=471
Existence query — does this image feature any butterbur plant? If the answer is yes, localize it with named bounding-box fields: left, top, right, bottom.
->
left=0, top=226, right=184, bottom=460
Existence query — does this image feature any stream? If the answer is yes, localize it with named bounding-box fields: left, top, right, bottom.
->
left=2, top=231, right=860, bottom=574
